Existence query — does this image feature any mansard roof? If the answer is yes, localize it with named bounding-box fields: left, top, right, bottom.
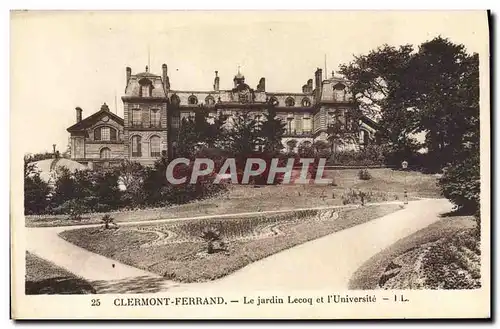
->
left=67, top=107, right=124, bottom=132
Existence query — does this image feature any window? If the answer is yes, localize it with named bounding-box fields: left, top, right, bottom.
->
left=287, top=117, right=294, bottom=135
left=150, top=136, right=161, bottom=157
left=285, top=97, right=295, bottom=107
left=301, top=98, right=311, bottom=107
left=205, top=96, right=215, bottom=106
left=303, top=115, right=312, bottom=133
left=131, top=135, right=142, bottom=157
left=100, top=147, right=111, bottom=159
left=74, top=138, right=84, bottom=158
left=141, top=85, right=150, bottom=97
left=101, top=127, right=110, bottom=141
left=172, top=115, right=180, bottom=129
left=333, top=84, right=345, bottom=101
left=150, top=109, right=160, bottom=127
left=188, top=95, right=198, bottom=105
left=94, top=126, right=117, bottom=141
left=269, top=97, right=279, bottom=107
left=132, top=109, right=142, bottom=127
left=295, top=118, right=302, bottom=134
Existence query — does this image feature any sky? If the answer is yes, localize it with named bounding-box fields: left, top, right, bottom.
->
left=10, top=10, right=488, bottom=154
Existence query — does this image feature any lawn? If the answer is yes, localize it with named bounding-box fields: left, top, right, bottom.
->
left=349, top=214, right=479, bottom=290
left=25, top=252, right=96, bottom=294
left=26, top=168, right=439, bottom=228
left=59, top=204, right=402, bottom=283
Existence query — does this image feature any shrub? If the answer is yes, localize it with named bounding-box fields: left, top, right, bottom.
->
left=329, top=145, right=386, bottom=166
left=358, top=169, right=372, bottom=180
left=200, top=226, right=224, bottom=254
left=101, top=214, right=116, bottom=229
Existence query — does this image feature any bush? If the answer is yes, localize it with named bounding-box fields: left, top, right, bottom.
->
left=438, top=151, right=480, bottom=214
left=329, top=145, right=386, bottom=166
left=101, top=214, right=116, bottom=229
left=358, top=169, right=372, bottom=180
left=200, top=226, right=224, bottom=254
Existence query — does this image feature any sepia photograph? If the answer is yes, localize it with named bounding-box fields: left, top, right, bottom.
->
left=10, top=10, right=490, bottom=319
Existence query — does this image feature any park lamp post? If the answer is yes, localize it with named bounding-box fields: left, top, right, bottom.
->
left=402, top=160, right=408, bottom=205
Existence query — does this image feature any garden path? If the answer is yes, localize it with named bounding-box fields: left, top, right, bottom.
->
left=25, top=198, right=452, bottom=293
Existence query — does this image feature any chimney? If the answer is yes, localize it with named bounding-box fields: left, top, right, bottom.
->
left=257, top=77, right=266, bottom=92
left=314, top=68, right=323, bottom=99
left=126, top=67, right=132, bottom=85
left=302, top=84, right=307, bottom=93
left=75, top=107, right=82, bottom=123
left=162, top=64, right=170, bottom=91
left=213, top=71, right=220, bottom=91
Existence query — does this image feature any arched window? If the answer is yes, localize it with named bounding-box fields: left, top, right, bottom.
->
left=188, top=95, right=198, bottom=105
left=94, top=127, right=117, bottom=141
left=286, top=139, right=298, bottom=153
left=205, top=96, right=215, bottom=106
left=150, top=109, right=160, bottom=128
left=131, top=135, right=142, bottom=157
left=269, top=96, right=279, bottom=107
left=285, top=97, right=295, bottom=107
left=301, top=97, right=311, bottom=107
left=150, top=136, right=161, bottom=157
left=100, top=147, right=111, bottom=159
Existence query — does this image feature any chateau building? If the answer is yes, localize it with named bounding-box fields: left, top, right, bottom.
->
left=67, top=64, right=378, bottom=168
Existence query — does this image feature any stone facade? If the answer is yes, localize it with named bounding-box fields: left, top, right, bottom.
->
left=67, top=64, right=378, bottom=167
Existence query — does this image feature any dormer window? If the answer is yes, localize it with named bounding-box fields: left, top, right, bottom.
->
left=285, top=97, right=295, bottom=107
left=139, top=78, right=153, bottom=97
left=333, top=83, right=346, bottom=102
left=301, top=97, right=311, bottom=107
left=205, top=96, right=215, bottom=106
left=269, top=97, right=279, bottom=107
left=188, top=95, right=198, bottom=105
left=141, top=85, right=152, bottom=97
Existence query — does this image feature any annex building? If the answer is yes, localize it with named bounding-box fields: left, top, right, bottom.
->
left=67, top=64, right=378, bottom=168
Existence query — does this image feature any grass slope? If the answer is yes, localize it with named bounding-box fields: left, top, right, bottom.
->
left=349, top=215, right=478, bottom=290
left=25, top=252, right=96, bottom=294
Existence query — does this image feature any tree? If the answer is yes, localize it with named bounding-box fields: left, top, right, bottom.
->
left=176, top=116, right=199, bottom=159
left=176, top=109, right=228, bottom=157
left=24, top=163, right=51, bottom=215
left=227, top=111, right=261, bottom=157
left=205, top=111, right=228, bottom=149
left=409, top=37, right=479, bottom=170
left=259, top=107, right=286, bottom=155
left=339, top=44, right=420, bottom=165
